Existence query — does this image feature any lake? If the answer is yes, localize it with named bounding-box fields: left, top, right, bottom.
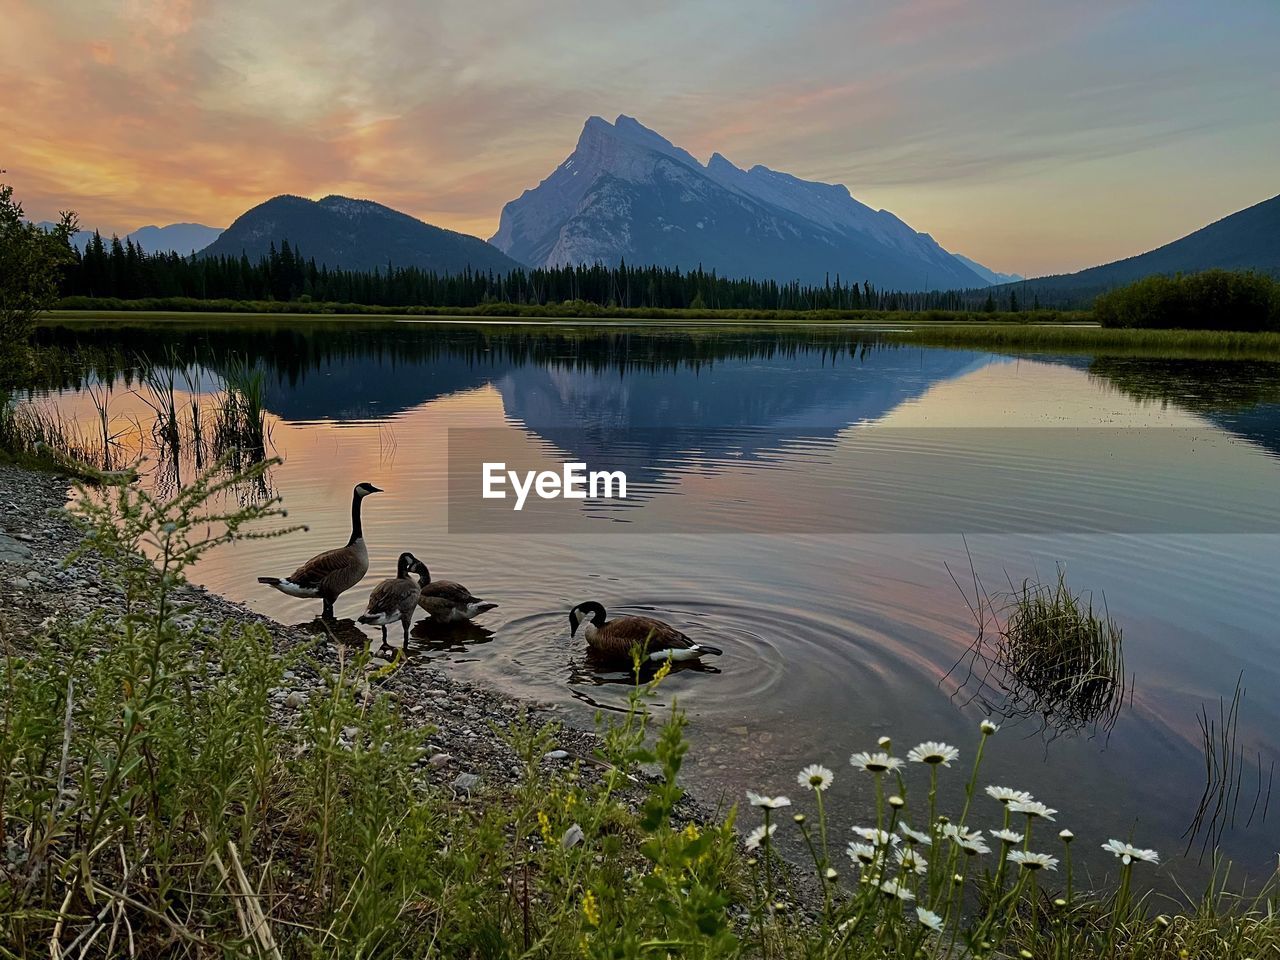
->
left=23, top=319, right=1280, bottom=892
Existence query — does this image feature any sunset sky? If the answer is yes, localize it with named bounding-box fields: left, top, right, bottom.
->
left=3, top=0, right=1277, bottom=277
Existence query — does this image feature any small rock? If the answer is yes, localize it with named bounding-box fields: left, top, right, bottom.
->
left=451, top=772, right=479, bottom=794
left=14, top=533, right=34, bottom=543
left=428, top=752, right=451, bottom=768
left=342, top=726, right=359, bottom=740
left=283, top=691, right=306, bottom=709
left=12, top=577, right=30, bottom=591
left=543, top=750, right=569, bottom=761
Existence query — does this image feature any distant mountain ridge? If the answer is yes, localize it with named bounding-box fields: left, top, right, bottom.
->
left=952, top=254, right=1022, bottom=286
left=200, top=194, right=518, bottom=274
left=1013, top=193, right=1280, bottom=302
left=490, top=115, right=1005, bottom=290
left=38, top=221, right=223, bottom=254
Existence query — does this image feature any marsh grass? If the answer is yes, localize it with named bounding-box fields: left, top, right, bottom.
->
left=886, top=323, right=1280, bottom=359
left=0, top=387, right=126, bottom=477
left=1184, top=676, right=1275, bottom=859
left=948, top=560, right=1130, bottom=739
left=213, top=355, right=270, bottom=468
left=1000, top=571, right=1126, bottom=728
left=1, top=353, right=276, bottom=497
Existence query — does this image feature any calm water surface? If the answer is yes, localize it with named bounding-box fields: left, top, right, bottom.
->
left=28, top=321, right=1280, bottom=893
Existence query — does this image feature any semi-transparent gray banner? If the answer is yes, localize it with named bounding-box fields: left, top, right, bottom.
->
left=446, top=427, right=1280, bottom=534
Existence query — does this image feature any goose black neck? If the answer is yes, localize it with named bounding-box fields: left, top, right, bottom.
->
left=348, top=490, right=364, bottom=546
left=396, top=554, right=412, bottom=578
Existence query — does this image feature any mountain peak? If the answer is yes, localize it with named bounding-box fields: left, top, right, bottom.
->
left=204, top=194, right=517, bottom=273
left=492, top=114, right=996, bottom=289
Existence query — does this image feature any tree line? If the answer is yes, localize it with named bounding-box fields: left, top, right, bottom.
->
left=60, top=232, right=1033, bottom=313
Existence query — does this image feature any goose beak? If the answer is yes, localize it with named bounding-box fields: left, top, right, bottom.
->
left=368, top=485, right=384, bottom=494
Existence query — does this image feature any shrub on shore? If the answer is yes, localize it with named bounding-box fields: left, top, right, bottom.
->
left=1093, top=270, right=1280, bottom=332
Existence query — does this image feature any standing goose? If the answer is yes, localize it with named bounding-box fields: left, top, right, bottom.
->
left=358, top=552, right=423, bottom=651
left=414, top=563, right=498, bottom=623
left=257, top=482, right=382, bottom=620
left=568, top=601, right=723, bottom=663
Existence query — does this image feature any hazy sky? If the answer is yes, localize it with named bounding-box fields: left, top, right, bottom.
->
left=3, top=0, right=1277, bottom=276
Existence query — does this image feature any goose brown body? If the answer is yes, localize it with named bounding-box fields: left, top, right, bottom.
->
left=359, top=553, right=423, bottom=649
left=569, top=602, right=723, bottom=663
left=258, top=482, right=381, bottom=619
left=415, top=565, right=497, bottom=623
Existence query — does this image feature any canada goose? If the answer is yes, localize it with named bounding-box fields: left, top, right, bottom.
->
left=568, top=602, right=723, bottom=663
left=358, top=552, right=423, bottom=651
left=414, top=564, right=498, bottom=623
left=257, top=482, right=382, bottom=619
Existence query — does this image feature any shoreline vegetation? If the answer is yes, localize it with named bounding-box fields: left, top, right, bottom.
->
left=38, top=308, right=1280, bottom=361
left=1, top=458, right=1277, bottom=957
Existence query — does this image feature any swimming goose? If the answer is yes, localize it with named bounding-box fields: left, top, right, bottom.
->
left=568, top=601, right=723, bottom=663
left=358, top=552, right=423, bottom=650
left=257, top=482, right=382, bottom=620
left=414, top=563, right=498, bottom=623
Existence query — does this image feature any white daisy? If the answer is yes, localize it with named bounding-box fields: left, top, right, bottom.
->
left=895, top=847, right=928, bottom=875
left=796, top=764, right=833, bottom=792
left=959, top=835, right=991, bottom=856
left=746, top=791, right=792, bottom=809
left=852, top=826, right=900, bottom=846
left=940, top=824, right=983, bottom=844
left=850, top=751, right=903, bottom=774
left=1009, top=800, right=1057, bottom=821
left=980, top=719, right=1000, bottom=735
left=1101, top=839, right=1159, bottom=866
left=879, top=879, right=916, bottom=901
left=1008, top=850, right=1059, bottom=872
left=985, top=785, right=1034, bottom=805
left=907, top=741, right=960, bottom=766
left=991, top=828, right=1024, bottom=845
left=745, top=823, right=776, bottom=851
left=846, top=841, right=878, bottom=866
left=916, top=907, right=945, bottom=932
left=899, top=823, right=933, bottom=846
left=1059, top=829, right=1075, bottom=843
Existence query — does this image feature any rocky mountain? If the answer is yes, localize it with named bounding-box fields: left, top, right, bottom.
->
left=490, top=115, right=997, bottom=290
left=1015, top=193, right=1280, bottom=303
left=201, top=194, right=518, bottom=273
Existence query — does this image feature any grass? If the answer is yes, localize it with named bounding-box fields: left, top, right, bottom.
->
left=948, top=560, right=1129, bottom=739
left=47, top=301, right=1084, bottom=325
left=883, top=323, right=1280, bottom=359
left=0, top=353, right=276, bottom=493
left=0, top=387, right=125, bottom=478
left=999, top=570, right=1127, bottom=734
left=1, top=460, right=1278, bottom=957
